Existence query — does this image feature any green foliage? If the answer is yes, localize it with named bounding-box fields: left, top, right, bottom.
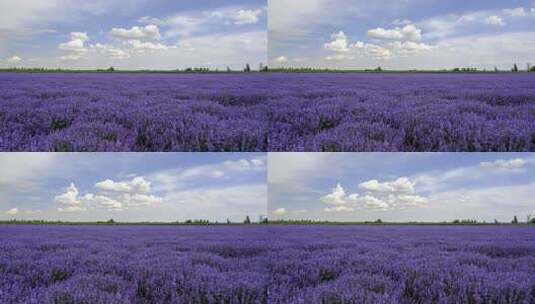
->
left=244, top=216, right=251, bottom=224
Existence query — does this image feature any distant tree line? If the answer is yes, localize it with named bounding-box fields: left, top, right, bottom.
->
left=2, top=215, right=535, bottom=225
left=0, top=63, right=270, bottom=74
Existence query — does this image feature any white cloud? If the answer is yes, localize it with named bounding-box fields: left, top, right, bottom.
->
left=86, top=194, right=123, bottom=211
left=485, top=15, right=506, bottom=26
left=359, top=177, right=415, bottom=193
left=274, top=55, right=288, bottom=64
left=6, top=55, right=22, bottom=63
left=324, top=26, right=434, bottom=61
left=55, top=176, right=162, bottom=212
left=54, top=183, right=87, bottom=212
left=272, top=207, right=287, bottom=215
left=58, top=32, right=89, bottom=60
left=231, top=9, right=262, bottom=25
left=109, top=24, right=161, bottom=40
left=144, top=6, right=264, bottom=39
left=321, top=183, right=358, bottom=205
left=351, top=41, right=392, bottom=59
left=324, top=31, right=350, bottom=52
left=95, top=177, right=151, bottom=194
left=359, top=195, right=389, bottom=210
left=395, top=194, right=428, bottom=207
left=151, top=156, right=265, bottom=195
left=480, top=158, right=526, bottom=170
left=91, top=43, right=130, bottom=59
left=320, top=179, right=427, bottom=212
left=59, top=32, right=89, bottom=52
left=388, top=41, right=436, bottom=55
left=120, top=193, right=163, bottom=207
left=126, top=40, right=170, bottom=53
left=367, top=24, right=422, bottom=41
left=5, top=208, right=19, bottom=216
left=503, top=7, right=527, bottom=17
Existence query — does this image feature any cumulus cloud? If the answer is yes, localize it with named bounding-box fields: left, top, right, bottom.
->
left=324, top=25, right=434, bottom=61
left=480, top=158, right=526, bottom=170
left=321, top=183, right=359, bottom=205
left=58, top=32, right=89, bottom=60
left=6, top=56, right=22, bottom=63
left=109, top=24, right=161, bottom=40
left=324, top=31, right=351, bottom=52
left=55, top=177, right=162, bottom=212
left=54, top=183, right=87, bottom=212
left=349, top=41, right=391, bottom=59
left=95, top=177, right=152, bottom=193
left=90, top=43, right=130, bottom=59
left=359, top=177, right=415, bottom=193
left=126, top=40, right=171, bottom=53
left=359, top=195, right=389, bottom=210
left=367, top=24, right=422, bottom=41
left=320, top=178, right=427, bottom=213
left=485, top=15, right=505, bottom=26
left=5, top=208, right=19, bottom=216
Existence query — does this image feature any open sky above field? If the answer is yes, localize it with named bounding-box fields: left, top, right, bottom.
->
left=0, top=153, right=267, bottom=222
left=268, top=153, right=535, bottom=222
left=269, top=0, right=535, bottom=70
left=0, top=0, right=266, bottom=70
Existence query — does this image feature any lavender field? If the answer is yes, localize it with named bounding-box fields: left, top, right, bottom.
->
left=0, top=73, right=268, bottom=152
left=268, top=73, right=535, bottom=152
left=0, top=225, right=270, bottom=303
left=1, top=73, right=535, bottom=152
left=1, top=225, right=534, bottom=303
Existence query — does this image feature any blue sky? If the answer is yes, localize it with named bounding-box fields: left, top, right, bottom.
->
left=0, top=0, right=266, bottom=69
left=269, top=0, right=535, bottom=69
left=269, top=153, right=535, bottom=222
left=0, top=153, right=267, bottom=222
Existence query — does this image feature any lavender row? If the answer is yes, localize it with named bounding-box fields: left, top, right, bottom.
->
left=1, top=225, right=534, bottom=303
left=1, top=73, right=535, bottom=151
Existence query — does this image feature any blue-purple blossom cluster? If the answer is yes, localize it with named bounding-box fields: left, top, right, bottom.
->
left=0, top=73, right=268, bottom=152
left=1, top=225, right=534, bottom=303
left=268, top=73, right=535, bottom=151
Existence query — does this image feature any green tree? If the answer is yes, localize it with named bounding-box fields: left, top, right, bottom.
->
left=512, top=64, right=519, bottom=72
left=244, top=216, right=251, bottom=224
left=512, top=216, right=519, bottom=224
